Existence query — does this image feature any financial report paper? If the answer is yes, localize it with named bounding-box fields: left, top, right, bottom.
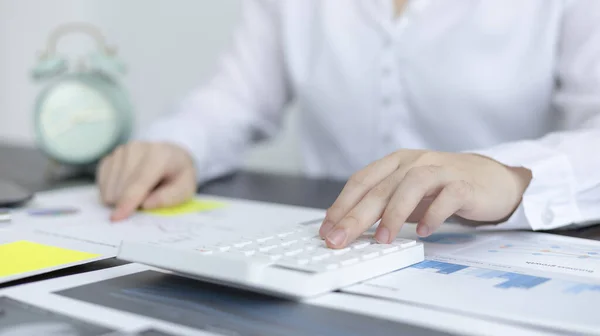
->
left=7, top=186, right=326, bottom=248
left=343, top=230, right=600, bottom=335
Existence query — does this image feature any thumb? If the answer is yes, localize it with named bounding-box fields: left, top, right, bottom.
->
left=141, top=170, right=196, bottom=209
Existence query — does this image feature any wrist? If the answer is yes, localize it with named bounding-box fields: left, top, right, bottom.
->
left=508, top=165, right=533, bottom=198
left=458, top=166, right=532, bottom=227
left=163, top=141, right=198, bottom=176
left=503, top=165, right=532, bottom=219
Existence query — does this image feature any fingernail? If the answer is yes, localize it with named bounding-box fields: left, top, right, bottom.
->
left=375, top=227, right=390, bottom=244
left=319, top=220, right=335, bottom=238
left=110, top=213, right=121, bottom=222
left=326, top=228, right=347, bottom=247
left=417, top=225, right=430, bottom=237
left=110, top=207, right=128, bottom=222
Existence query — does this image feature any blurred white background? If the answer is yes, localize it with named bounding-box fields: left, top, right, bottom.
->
left=0, top=0, right=302, bottom=174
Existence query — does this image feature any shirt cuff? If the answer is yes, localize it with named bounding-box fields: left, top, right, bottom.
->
left=463, top=142, right=581, bottom=231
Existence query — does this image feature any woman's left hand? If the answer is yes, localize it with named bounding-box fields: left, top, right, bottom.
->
left=319, top=150, right=532, bottom=248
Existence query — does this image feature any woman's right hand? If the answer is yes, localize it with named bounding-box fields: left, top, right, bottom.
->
left=96, top=141, right=197, bottom=221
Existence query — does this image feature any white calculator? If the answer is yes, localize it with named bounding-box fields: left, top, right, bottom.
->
left=117, top=224, right=424, bottom=300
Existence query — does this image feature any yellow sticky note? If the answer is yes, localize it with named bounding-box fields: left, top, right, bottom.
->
left=0, top=241, right=100, bottom=278
left=143, top=199, right=226, bottom=217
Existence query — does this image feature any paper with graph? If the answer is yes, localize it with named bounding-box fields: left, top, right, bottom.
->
left=5, top=185, right=325, bottom=249
left=343, top=230, right=600, bottom=335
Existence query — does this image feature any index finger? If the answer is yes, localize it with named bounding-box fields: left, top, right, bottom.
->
left=110, top=152, right=168, bottom=221
left=319, top=152, right=405, bottom=238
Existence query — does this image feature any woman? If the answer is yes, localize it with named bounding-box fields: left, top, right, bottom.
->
left=97, top=0, right=600, bottom=249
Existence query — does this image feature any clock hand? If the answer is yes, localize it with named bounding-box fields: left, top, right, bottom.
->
left=47, top=119, right=76, bottom=140
left=46, top=108, right=113, bottom=140
left=72, top=108, right=110, bottom=124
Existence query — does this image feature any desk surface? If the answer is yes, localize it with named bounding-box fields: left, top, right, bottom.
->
left=1, top=143, right=599, bottom=335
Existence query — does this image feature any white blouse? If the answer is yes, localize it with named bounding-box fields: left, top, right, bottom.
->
left=140, top=0, right=600, bottom=232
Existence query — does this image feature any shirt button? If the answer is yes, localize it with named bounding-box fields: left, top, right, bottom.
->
left=383, top=37, right=393, bottom=48
left=542, top=208, right=554, bottom=225
left=382, top=96, right=392, bottom=106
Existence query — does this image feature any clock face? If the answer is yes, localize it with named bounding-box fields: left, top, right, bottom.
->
left=37, top=79, right=120, bottom=163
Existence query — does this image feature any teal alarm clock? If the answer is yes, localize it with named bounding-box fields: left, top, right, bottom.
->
left=31, top=23, right=133, bottom=166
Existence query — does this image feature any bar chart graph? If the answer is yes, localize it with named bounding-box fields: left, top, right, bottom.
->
left=410, top=260, right=552, bottom=290
left=406, top=260, right=600, bottom=295
left=351, top=230, right=600, bottom=333
left=346, top=258, right=600, bottom=334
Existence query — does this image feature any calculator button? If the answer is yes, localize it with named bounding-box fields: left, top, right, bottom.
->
left=281, top=239, right=298, bottom=246
left=196, top=249, right=213, bottom=255
left=332, top=248, right=351, bottom=255
left=311, top=253, right=331, bottom=261
left=214, top=244, right=231, bottom=252
left=238, top=246, right=256, bottom=254
left=349, top=241, right=371, bottom=249
left=392, top=239, right=417, bottom=248
left=233, top=241, right=252, bottom=248
left=293, top=257, right=311, bottom=265
left=277, top=231, right=295, bottom=238
left=256, top=236, right=274, bottom=243
left=227, top=250, right=255, bottom=257
left=266, top=254, right=284, bottom=261
left=284, top=248, right=303, bottom=257
left=363, top=243, right=399, bottom=254
left=265, top=247, right=286, bottom=258
left=340, top=256, right=360, bottom=266
left=361, top=250, right=380, bottom=260
left=259, top=245, right=278, bottom=252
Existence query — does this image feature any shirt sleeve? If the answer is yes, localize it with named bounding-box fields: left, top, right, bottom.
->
left=136, top=0, right=291, bottom=184
left=464, top=0, right=600, bottom=231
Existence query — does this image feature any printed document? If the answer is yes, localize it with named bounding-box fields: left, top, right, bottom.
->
left=343, top=229, right=600, bottom=335
left=6, top=185, right=325, bottom=249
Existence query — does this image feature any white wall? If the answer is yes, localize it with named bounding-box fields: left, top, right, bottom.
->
left=0, top=0, right=301, bottom=174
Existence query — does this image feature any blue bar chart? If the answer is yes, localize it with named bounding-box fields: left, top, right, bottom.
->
left=408, top=260, right=599, bottom=295
left=349, top=258, right=600, bottom=334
